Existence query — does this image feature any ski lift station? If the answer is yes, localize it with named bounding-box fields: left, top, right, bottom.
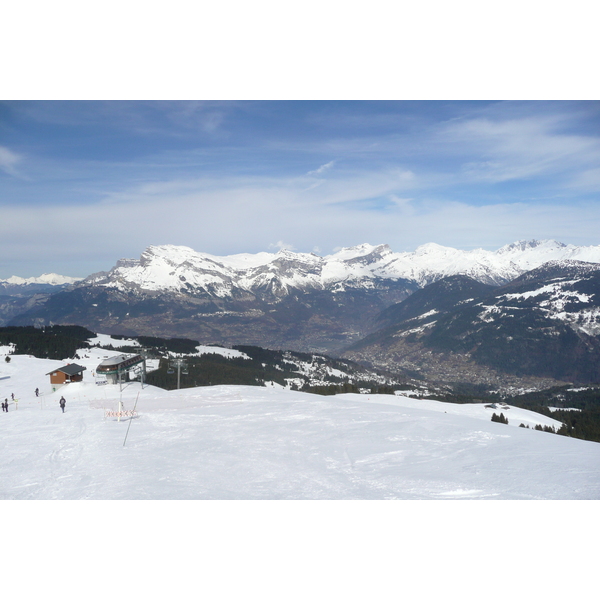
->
left=96, top=354, right=146, bottom=385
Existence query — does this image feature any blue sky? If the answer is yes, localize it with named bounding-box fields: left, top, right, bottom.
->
left=1, top=100, right=599, bottom=278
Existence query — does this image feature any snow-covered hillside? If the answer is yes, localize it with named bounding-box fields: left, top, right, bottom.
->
left=1, top=345, right=598, bottom=500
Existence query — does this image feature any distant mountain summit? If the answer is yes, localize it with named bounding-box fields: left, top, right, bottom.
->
left=1, top=273, right=82, bottom=286
left=7, top=240, right=600, bottom=357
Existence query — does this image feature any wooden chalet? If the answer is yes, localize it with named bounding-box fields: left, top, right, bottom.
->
left=46, top=363, right=87, bottom=391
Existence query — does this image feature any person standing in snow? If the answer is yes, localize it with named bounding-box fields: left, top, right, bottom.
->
left=35, top=388, right=39, bottom=397
left=59, top=397, right=66, bottom=413
left=2, top=399, right=7, bottom=412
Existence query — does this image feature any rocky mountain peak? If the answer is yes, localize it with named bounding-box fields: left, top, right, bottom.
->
left=413, top=242, right=453, bottom=255
left=497, top=239, right=567, bottom=254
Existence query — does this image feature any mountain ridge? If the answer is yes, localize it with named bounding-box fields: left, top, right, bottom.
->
left=6, top=239, right=600, bottom=361
left=6, top=239, right=600, bottom=294
left=26, top=238, right=593, bottom=299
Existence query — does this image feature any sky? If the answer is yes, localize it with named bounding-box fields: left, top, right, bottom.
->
left=1, top=99, right=600, bottom=278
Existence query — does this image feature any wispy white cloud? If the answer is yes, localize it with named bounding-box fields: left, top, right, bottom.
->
left=268, top=240, right=295, bottom=252
left=440, top=115, right=600, bottom=185
left=0, top=146, right=23, bottom=177
left=307, top=160, right=335, bottom=176
left=570, top=167, right=600, bottom=191
left=388, top=195, right=414, bottom=211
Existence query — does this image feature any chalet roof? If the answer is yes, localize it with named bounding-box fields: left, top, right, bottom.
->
left=46, top=363, right=87, bottom=376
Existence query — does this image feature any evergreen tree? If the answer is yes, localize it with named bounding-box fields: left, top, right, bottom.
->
left=491, top=412, right=508, bottom=424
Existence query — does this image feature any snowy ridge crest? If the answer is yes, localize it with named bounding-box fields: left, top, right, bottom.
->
left=77, top=240, right=600, bottom=296
left=1, top=273, right=82, bottom=286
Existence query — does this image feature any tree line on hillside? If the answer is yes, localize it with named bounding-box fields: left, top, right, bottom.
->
left=145, top=355, right=264, bottom=389
left=464, top=385, right=600, bottom=443
left=119, top=335, right=200, bottom=354
left=540, top=408, right=600, bottom=442
left=143, top=353, right=318, bottom=391
left=0, top=325, right=94, bottom=360
left=426, top=383, right=600, bottom=444
left=500, top=386, right=600, bottom=443
left=144, top=345, right=403, bottom=395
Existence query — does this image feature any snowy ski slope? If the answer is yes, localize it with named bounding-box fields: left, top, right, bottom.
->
left=1, top=345, right=598, bottom=500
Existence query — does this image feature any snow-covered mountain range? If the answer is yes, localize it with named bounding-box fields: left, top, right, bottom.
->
left=75, top=239, right=600, bottom=294
left=0, top=273, right=82, bottom=287
left=5, top=239, right=600, bottom=297
left=6, top=239, right=600, bottom=367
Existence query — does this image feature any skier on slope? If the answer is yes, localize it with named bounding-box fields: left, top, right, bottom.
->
left=2, top=399, right=7, bottom=412
left=35, top=388, right=39, bottom=397
left=59, top=397, right=66, bottom=413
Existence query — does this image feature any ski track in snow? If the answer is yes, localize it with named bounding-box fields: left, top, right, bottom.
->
left=1, top=348, right=599, bottom=500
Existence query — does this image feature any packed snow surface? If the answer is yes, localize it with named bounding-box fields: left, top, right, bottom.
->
left=1, top=347, right=599, bottom=500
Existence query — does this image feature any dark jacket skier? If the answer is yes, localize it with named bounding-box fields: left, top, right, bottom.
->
left=59, top=397, right=66, bottom=413
left=2, top=399, right=7, bottom=412
left=35, top=388, right=39, bottom=397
